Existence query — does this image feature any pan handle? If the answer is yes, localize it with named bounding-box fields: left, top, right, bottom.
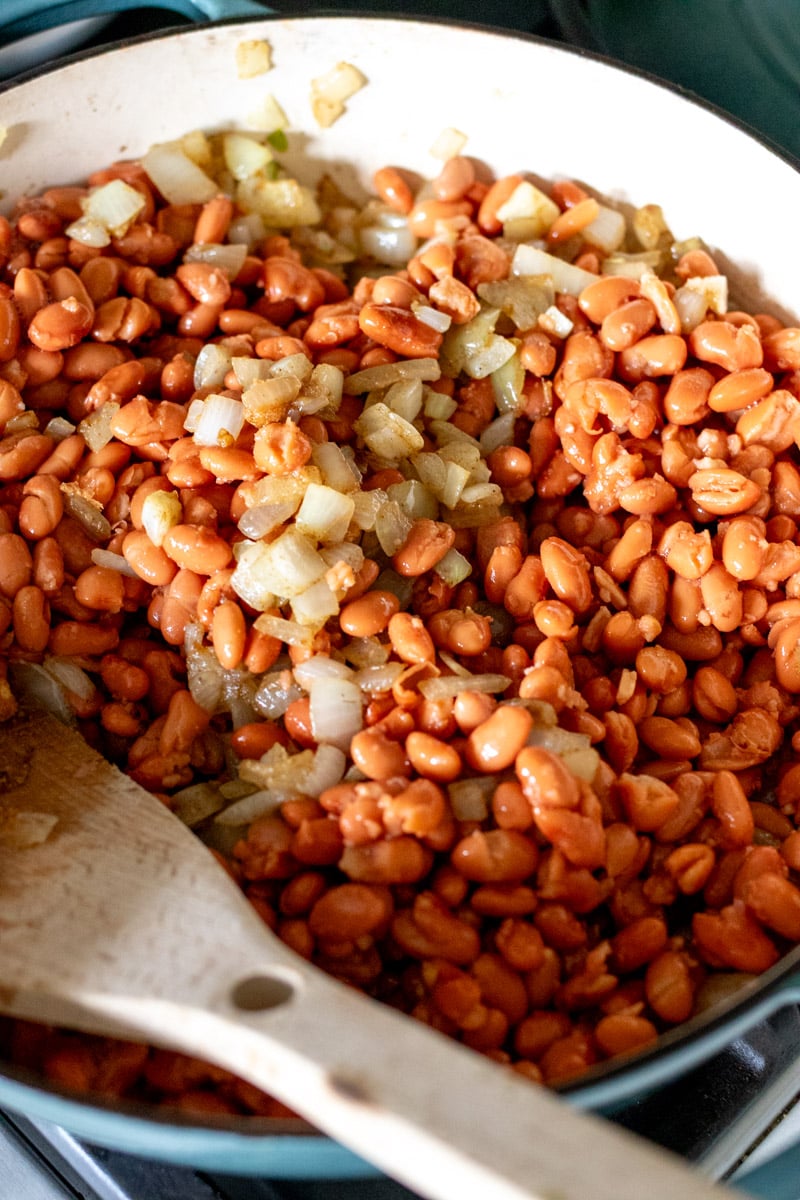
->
left=0, top=0, right=270, bottom=43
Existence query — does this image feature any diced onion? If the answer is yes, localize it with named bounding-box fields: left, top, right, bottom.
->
left=302, top=743, right=348, bottom=796
left=344, top=358, right=441, bottom=395
left=342, top=637, right=390, bottom=668
left=223, top=133, right=273, bottom=181
left=91, top=548, right=139, bottom=578
left=511, top=244, right=597, bottom=296
left=448, top=777, right=495, bottom=821
left=293, top=656, right=354, bottom=689
left=352, top=662, right=406, bottom=693
left=142, top=142, right=219, bottom=205
left=62, top=492, right=111, bottom=541
left=582, top=203, right=627, bottom=254
left=434, top=548, right=473, bottom=586
left=82, top=179, right=146, bottom=237
left=354, top=402, right=424, bottom=459
left=254, top=612, right=315, bottom=646
left=236, top=38, right=273, bottom=78
left=237, top=500, right=298, bottom=540
left=237, top=177, right=321, bottom=227
left=496, top=181, right=560, bottom=239
left=44, top=416, right=76, bottom=441
left=413, top=305, right=452, bottom=333
left=172, top=782, right=227, bottom=827
left=538, top=305, right=574, bottom=338
left=254, top=672, right=304, bottom=719
left=309, top=676, right=363, bottom=751
left=78, top=402, right=119, bottom=452
left=141, top=490, right=182, bottom=548
left=419, top=673, right=512, bottom=699
left=9, top=661, right=75, bottom=725
left=375, top=500, right=413, bottom=555
left=429, top=127, right=468, bottom=160
left=310, top=61, right=367, bottom=128
left=480, top=412, right=517, bottom=456
left=295, top=483, right=356, bottom=543
left=184, top=242, right=249, bottom=280
left=290, top=578, right=340, bottom=627
left=230, top=541, right=279, bottom=611
left=65, top=216, right=111, bottom=247
left=191, top=394, right=245, bottom=447
left=312, top=442, right=360, bottom=493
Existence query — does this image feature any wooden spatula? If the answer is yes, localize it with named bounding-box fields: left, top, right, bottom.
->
left=0, top=708, right=745, bottom=1200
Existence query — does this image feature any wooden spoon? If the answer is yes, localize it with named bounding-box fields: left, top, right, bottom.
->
left=0, top=709, right=744, bottom=1200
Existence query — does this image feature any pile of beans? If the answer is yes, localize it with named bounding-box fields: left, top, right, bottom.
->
left=2, top=144, right=800, bottom=1121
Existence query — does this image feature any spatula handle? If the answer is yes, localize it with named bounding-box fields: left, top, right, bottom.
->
left=95, top=956, right=747, bottom=1200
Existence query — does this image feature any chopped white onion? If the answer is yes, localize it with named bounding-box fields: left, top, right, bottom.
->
left=429, top=127, right=468, bottom=160
left=44, top=416, right=76, bottom=441
left=310, top=61, right=367, bottom=128
left=78, top=402, right=119, bottom=452
left=185, top=241, right=249, bottom=281
left=62, top=493, right=111, bottom=541
left=448, top=777, right=495, bottom=821
left=480, top=412, right=517, bottom=456
left=582, top=203, right=627, bottom=254
left=309, top=676, right=363, bottom=751
left=228, top=211, right=267, bottom=250
left=237, top=500, right=297, bottom=541
left=413, top=304, right=452, bottom=333
left=312, top=441, right=361, bottom=493
left=375, top=499, right=413, bottom=555
left=387, top=479, right=439, bottom=521
left=254, top=612, right=315, bottom=646
left=511, top=244, right=597, bottom=296
left=354, top=401, right=424, bottom=459
left=295, top=483, right=356, bottom=544
left=230, top=541, right=279, bottom=611
left=82, top=179, right=146, bottom=237
left=290, top=577, right=340, bottom=627
left=91, top=548, right=139, bottom=578
left=538, top=305, right=574, bottom=339
left=419, top=673, right=512, bottom=699
left=434, top=548, right=473, bottom=586
left=191, top=393, right=245, bottom=447
left=142, top=142, right=219, bottom=205
left=302, top=743, right=348, bottom=796
left=293, top=655, right=354, bottom=689
left=141, top=490, right=182, bottom=548
left=344, top=358, right=441, bottom=395
left=65, top=215, right=111, bottom=247
left=496, top=181, right=560, bottom=239
left=254, top=672, right=304, bottom=720
left=237, top=176, right=321, bottom=227
left=223, top=132, right=273, bottom=181
left=352, top=662, right=406, bottom=693
left=342, top=637, right=390, bottom=668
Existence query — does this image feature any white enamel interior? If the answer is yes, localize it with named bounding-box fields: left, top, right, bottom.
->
left=0, top=15, right=797, bottom=322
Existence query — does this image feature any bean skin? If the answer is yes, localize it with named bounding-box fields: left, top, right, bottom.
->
left=466, top=705, right=533, bottom=772
left=393, top=519, right=455, bottom=577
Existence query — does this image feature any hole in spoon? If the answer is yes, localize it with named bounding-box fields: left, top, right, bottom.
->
left=231, top=973, right=295, bottom=1012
